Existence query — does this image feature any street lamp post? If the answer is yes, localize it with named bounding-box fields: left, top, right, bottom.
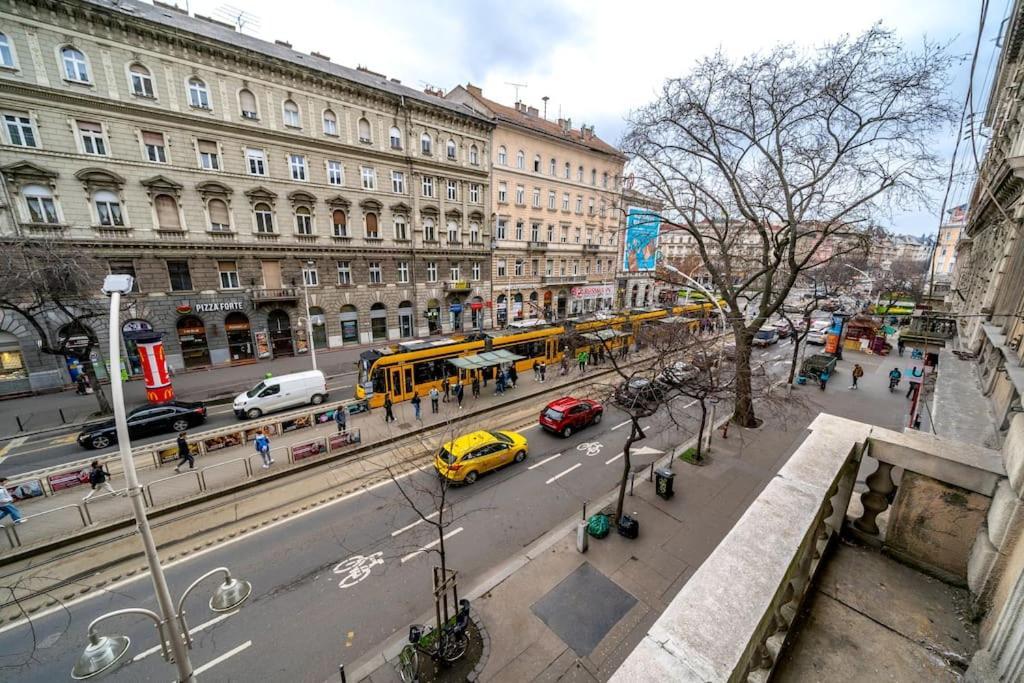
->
left=75, top=275, right=252, bottom=681
left=844, top=264, right=875, bottom=308
left=302, top=260, right=318, bottom=372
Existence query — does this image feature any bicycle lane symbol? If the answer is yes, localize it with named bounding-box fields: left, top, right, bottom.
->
left=576, top=442, right=603, bottom=457
left=333, top=551, right=384, bottom=589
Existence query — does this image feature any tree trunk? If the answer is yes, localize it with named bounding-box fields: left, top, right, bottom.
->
left=731, top=333, right=757, bottom=427
left=81, top=349, right=113, bottom=415
left=614, top=424, right=640, bottom=524
left=695, top=401, right=707, bottom=460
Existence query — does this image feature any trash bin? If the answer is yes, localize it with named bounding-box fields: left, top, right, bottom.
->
left=618, top=514, right=639, bottom=539
left=654, top=467, right=675, bottom=500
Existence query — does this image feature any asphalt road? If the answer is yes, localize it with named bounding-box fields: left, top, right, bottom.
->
left=0, top=345, right=795, bottom=683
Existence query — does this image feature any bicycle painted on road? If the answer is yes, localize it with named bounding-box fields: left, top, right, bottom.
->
left=332, top=551, right=384, bottom=589
left=576, top=442, right=604, bottom=457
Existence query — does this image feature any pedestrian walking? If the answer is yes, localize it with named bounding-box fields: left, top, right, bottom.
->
left=509, top=365, right=518, bottom=388
left=850, top=364, right=864, bottom=390
left=254, top=430, right=273, bottom=468
left=482, top=367, right=489, bottom=387
left=76, top=374, right=89, bottom=395
left=334, top=405, right=348, bottom=433
left=539, top=361, right=547, bottom=382
left=411, top=392, right=422, bottom=420
left=383, top=395, right=396, bottom=423
left=0, top=478, right=24, bottom=525
left=532, top=359, right=540, bottom=380
left=472, top=375, right=480, bottom=398
left=429, top=386, right=440, bottom=413
left=455, top=382, right=464, bottom=409
left=819, top=369, right=830, bottom=391
left=442, top=377, right=450, bottom=403
left=898, top=338, right=906, bottom=357
left=82, top=460, right=119, bottom=501
left=495, top=372, right=505, bottom=395
left=560, top=356, right=569, bottom=376
left=173, top=432, right=194, bottom=473
left=577, top=350, right=587, bottom=373
left=906, top=366, right=923, bottom=399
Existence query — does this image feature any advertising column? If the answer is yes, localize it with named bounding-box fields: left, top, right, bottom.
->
left=130, top=330, right=175, bottom=403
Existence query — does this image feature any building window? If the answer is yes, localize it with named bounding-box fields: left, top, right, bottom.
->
left=365, top=212, right=379, bottom=239
left=531, top=259, right=539, bottom=276
left=515, top=220, right=524, bottom=241
left=254, top=203, right=274, bottom=233
left=295, top=207, right=313, bottom=235
left=390, top=126, right=402, bottom=149
left=469, top=144, right=479, bottom=165
left=358, top=117, right=372, bottom=143
left=323, top=109, right=338, bottom=135
left=591, top=169, right=597, bottom=185
left=332, top=209, right=348, bottom=237
left=577, top=166, right=584, bottom=182
left=588, top=198, right=595, bottom=215
left=515, top=185, right=525, bottom=205
left=129, top=63, right=154, bottom=97
left=602, top=172, right=609, bottom=188
left=531, top=222, right=540, bottom=241
left=446, top=139, right=457, bottom=160
left=337, top=260, right=352, bottom=284
left=3, top=112, right=37, bottom=147
left=424, top=218, right=436, bottom=242
left=109, top=261, right=139, bottom=292
left=290, top=154, right=307, bottom=181
left=549, top=158, right=556, bottom=175
left=546, top=259, right=553, bottom=276
left=469, top=184, right=480, bottom=203
left=246, top=148, right=266, bottom=176
left=422, top=175, right=434, bottom=197
left=548, top=191, right=556, bottom=210
left=23, top=184, right=59, bottom=224
left=562, top=193, right=570, bottom=211
left=496, top=258, right=506, bottom=277
left=533, top=155, right=541, bottom=172
left=575, top=226, right=581, bottom=243
left=531, top=188, right=540, bottom=208
left=447, top=180, right=458, bottom=201
left=187, top=77, right=210, bottom=109
left=426, top=261, right=438, bottom=282
left=61, top=46, right=89, bottom=82
left=498, top=146, right=507, bottom=165
left=564, top=162, right=570, bottom=179
left=421, top=132, right=432, bottom=155
left=154, top=194, right=181, bottom=230
left=576, top=196, right=583, bottom=213
left=167, top=260, right=192, bottom=291
left=218, top=260, right=240, bottom=289
left=547, top=224, right=554, bottom=241
left=450, top=263, right=460, bottom=281
left=141, top=131, right=166, bottom=163
left=496, top=218, right=507, bottom=240
left=302, top=264, right=319, bottom=287
left=208, top=198, right=231, bottom=231
left=328, top=160, right=344, bottom=186
left=360, top=166, right=376, bottom=190
left=395, top=215, right=409, bottom=240
left=0, top=32, right=14, bottom=68
left=94, top=190, right=124, bottom=227
left=77, top=120, right=106, bottom=155
left=497, top=182, right=507, bottom=203
left=282, top=99, right=301, bottom=127
left=368, top=261, right=382, bottom=284
left=516, top=150, right=525, bottom=169
left=561, top=225, right=568, bottom=243
left=514, top=259, right=524, bottom=277
left=447, top=221, right=459, bottom=243
left=198, top=140, right=220, bottom=170
left=239, top=88, right=258, bottom=119
left=472, top=262, right=481, bottom=280
left=392, top=170, right=405, bottom=194
left=397, top=261, right=410, bottom=283
left=469, top=221, right=480, bottom=243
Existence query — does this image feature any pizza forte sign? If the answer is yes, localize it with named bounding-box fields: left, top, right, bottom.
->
left=177, top=301, right=247, bottom=314
left=570, top=284, right=615, bottom=299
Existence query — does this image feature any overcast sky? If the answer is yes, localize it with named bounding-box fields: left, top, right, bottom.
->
left=182, top=0, right=1005, bottom=236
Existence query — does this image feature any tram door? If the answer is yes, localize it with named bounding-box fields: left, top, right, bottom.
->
left=389, top=366, right=415, bottom=402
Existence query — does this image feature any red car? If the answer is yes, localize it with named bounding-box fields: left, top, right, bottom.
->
left=539, top=397, right=603, bottom=437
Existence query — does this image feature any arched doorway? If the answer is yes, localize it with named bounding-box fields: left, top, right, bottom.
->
left=57, top=323, right=108, bottom=381
left=267, top=310, right=294, bottom=357
left=177, top=316, right=211, bottom=369
left=513, top=293, right=524, bottom=320
left=225, top=312, right=254, bottom=362
left=398, top=301, right=414, bottom=338
left=309, top=306, right=327, bottom=349
left=630, top=284, right=639, bottom=308
left=340, top=305, right=359, bottom=344
left=470, top=296, right=484, bottom=330
left=529, top=292, right=539, bottom=318
left=642, top=285, right=651, bottom=307
left=426, top=298, right=441, bottom=335
left=448, top=296, right=464, bottom=331
left=543, top=291, right=553, bottom=321
left=370, top=303, right=388, bottom=341
left=121, top=319, right=153, bottom=376
left=496, top=294, right=507, bottom=327
left=556, top=289, right=568, bottom=319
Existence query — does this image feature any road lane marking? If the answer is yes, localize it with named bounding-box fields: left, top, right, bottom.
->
left=545, top=463, right=581, bottom=484
left=576, top=442, right=603, bottom=457
left=610, top=420, right=630, bottom=431
left=0, top=436, right=28, bottom=463
left=334, top=551, right=385, bottom=588
left=132, top=610, right=238, bottom=662
left=391, top=511, right=439, bottom=537
left=401, top=527, right=464, bottom=563
left=682, top=400, right=697, bottom=409
left=528, top=453, right=562, bottom=470
left=191, top=640, right=252, bottom=677
left=642, top=425, right=652, bottom=431
left=519, top=423, right=540, bottom=431
left=605, top=452, right=624, bottom=465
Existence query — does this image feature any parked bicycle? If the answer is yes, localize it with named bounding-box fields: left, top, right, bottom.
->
left=397, top=598, right=471, bottom=683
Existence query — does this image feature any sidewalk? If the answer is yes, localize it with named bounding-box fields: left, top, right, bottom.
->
left=357, top=353, right=915, bottom=682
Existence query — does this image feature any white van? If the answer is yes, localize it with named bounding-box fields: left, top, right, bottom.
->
left=806, top=321, right=831, bottom=345
left=233, top=370, right=328, bottom=419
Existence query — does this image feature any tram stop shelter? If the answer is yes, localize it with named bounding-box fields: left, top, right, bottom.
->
left=447, top=349, right=526, bottom=381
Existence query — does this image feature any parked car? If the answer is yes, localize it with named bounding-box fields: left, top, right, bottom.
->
left=752, top=326, right=780, bottom=347
left=806, top=321, right=831, bottom=345
left=773, top=321, right=793, bottom=339
left=233, top=370, right=328, bottom=419
left=657, top=361, right=700, bottom=388
left=539, top=397, right=603, bottom=437
left=614, top=377, right=665, bottom=410
left=434, top=430, right=529, bottom=484
left=77, top=400, right=207, bottom=450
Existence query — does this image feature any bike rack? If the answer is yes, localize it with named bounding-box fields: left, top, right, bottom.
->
left=20, top=503, right=92, bottom=529
left=0, top=523, right=19, bottom=548
left=144, top=470, right=202, bottom=507
left=198, top=457, right=252, bottom=491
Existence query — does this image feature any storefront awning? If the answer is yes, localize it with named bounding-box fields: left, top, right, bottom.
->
left=448, top=349, right=526, bottom=370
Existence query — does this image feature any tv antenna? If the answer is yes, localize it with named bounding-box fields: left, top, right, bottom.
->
left=214, top=4, right=261, bottom=34
left=505, top=81, right=527, bottom=102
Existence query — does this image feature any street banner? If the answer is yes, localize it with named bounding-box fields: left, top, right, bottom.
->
left=47, top=467, right=91, bottom=492
left=280, top=414, right=312, bottom=433
left=202, top=432, right=243, bottom=453
left=624, top=207, right=661, bottom=272
left=156, top=440, right=200, bottom=464
left=255, top=330, right=272, bottom=359
left=244, top=424, right=278, bottom=442
left=6, top=479, right=43, bottom=501
left=328, top=429, right=362, bottom=453
left=291, top=438, right=326, bottom=462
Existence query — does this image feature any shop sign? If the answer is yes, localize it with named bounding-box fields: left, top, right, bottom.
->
left=570, top=284, right=615, bottom=299
left=450, top=304, right=463, bottom=314
left=190, top=301, right=246, bottom=313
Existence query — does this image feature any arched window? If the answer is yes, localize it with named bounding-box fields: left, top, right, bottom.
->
left=549, top=158, right=556, bottom=175
left=564, top=162, right=570, bottom=179
left=129, top=63, right=154, bottom=97
left=322, top=109, right=337, bottom=135
left=187, top=77, right=209, bottom=109
left=208, top=198, right=231, bottom=232
left=577, top=165, right=584, bottom=182
left=239, top=89, right=258, bottom=119
left=394, top=214, right=408, bottom=240
left=420, top=132, right=432, bottom=155
left=446, top=139, right=457, bottom=160
left=0, top=32, right=14, bottom=68
left=22, top=184, right=58, bottom=224
left=516, top=150, right=525, bottom=169
left=254, top=202, right=274, bottom=233
left=423, top=217, right=436, bottom=242
left=154, top=194, right=180, bottom=230
left=602, top=172, right=609, bottom=188
left=469, top=144, right=479, bottom=165
left=94, top=190, right=124, bottom=227
left=497, top=146, right=507, bottom=165
left=370, top=302, right=388, bottom=341
left=357, top=117, right=371, bottom=143
left=365, top=212, right=379, bottom=238
left=283, top=99, right=300, bottom=127
left=295, top=206, right=313, bottom=235
left=332, top=209, right=348, bottom=237
left=389, top=126, right=402, bottom=150
left=533, top=154, right=541, bottom=172
left=61, top=46, right=89, bottom=82
left=591, top=168, right=597, bottom=185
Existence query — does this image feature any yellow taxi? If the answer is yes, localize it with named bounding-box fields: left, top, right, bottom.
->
left=434, top=430, right=529, bottom=484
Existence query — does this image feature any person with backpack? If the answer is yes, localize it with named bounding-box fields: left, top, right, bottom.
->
left=383, top=395, right=396, bottom=423
left=850, top=364, right=864, bottom=390
left=508, top=365, right=518, bottom=389
left=254, top=430, right=273, bottom=468
left=429, top=386, right=440, bottom=413
left=471, top=374, right=480, bottom=398
left=82, top=461, right=119, bottom=501
left=411, top=392, right=422, bottom=420
left=173, top=432, right=194, bottom=473
left=334, top=405, right=348, bottom=433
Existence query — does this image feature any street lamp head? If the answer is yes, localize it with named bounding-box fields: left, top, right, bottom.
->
left=210, top=575, right=253, bottom=612
left=101, top=274, right=135, bottom=296
left=71, top=632, right=130, bottom=680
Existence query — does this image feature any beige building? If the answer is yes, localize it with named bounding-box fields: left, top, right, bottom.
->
left=0, top=0, right=494, bottom=392
left=446, top=85, right=625, bottom=322
left=931, top=205, right=965, bottom=290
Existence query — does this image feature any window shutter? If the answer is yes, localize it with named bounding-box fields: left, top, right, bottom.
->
left=239, top=89, right=257, bottom=111
left=155, top=195, right=180, bottom=229
left=209, top=199, right=230, bottom=225
left=142, top=131, right=164, bottom=146
left=333, top=210, right=346, bottom=227
left=198, top=140, right=217, bottom=154
left=78, top=120, right=102, bottom=134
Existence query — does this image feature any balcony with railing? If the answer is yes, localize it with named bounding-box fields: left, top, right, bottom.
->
left=584, top=242, right=601, bottom=252
left=542, top=274, right=587, bottom=286
left=443, top=280, right=472, bottom=293
left=251, top=287, right=300, bottom=303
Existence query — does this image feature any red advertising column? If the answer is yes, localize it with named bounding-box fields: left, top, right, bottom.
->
left=132, top=331, right=175, bottom=403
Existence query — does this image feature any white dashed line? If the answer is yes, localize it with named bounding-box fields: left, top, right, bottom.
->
left=605, top=452, right=624, bottom=465
left=682, top=400, right=697, bottom=409
left=611, top=420, right=631, bottom=431
left=400, top=527, right=464, bottom=563
left=545, top=463, right=581, bottom=484
left=391, top=510, right=440, bottom=537
left=520, top=423, right=541, bottom=431
left=528, top=452, right=562, bottom=470
left=190, top=640, right=252, bottom=677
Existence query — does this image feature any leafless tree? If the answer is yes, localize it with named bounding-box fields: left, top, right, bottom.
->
left=622, top=26, right=958, bottom=426
left=874, top=257, right=930, bottom=312
left=0, top=239, right=115, bottom=414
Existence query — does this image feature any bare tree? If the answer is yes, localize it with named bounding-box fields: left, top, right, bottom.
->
left=0, top=239, right=114, bottom=414
left=622, top=26, right=958, bottom=426
left=874, top=257, right=930, bottom=312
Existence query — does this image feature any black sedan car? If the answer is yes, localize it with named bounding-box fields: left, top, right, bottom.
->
left=77, top=401, right=207, bottom=450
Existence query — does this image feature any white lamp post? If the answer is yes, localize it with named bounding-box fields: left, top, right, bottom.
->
left=302, top=260, right=318, bottom=371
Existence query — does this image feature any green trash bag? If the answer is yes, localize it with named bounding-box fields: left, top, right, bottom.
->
left=587, top=513, right=610, bottom=538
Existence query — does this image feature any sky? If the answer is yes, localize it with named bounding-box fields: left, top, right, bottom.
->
left=180, top=0, right=1008, bottom=236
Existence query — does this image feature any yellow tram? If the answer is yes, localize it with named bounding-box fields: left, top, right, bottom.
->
left=354, top=302, right=719, bottom=407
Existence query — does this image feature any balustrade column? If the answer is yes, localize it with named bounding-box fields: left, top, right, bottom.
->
left=854, top=461, right=896, bottom=536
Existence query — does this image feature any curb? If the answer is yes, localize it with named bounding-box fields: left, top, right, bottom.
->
left=468, top=608, right=491, bottom=682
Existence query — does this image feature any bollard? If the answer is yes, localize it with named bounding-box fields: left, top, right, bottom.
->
left=577, top=520, right=589, bottom=553
left=16, top=415, right=23, bottom=432
left=649, top=463, right=655, bottom=482
left=338, top=664, right=346, bottom=683
left=629, top=472, right=635, bottom=496
left=582, top=499, right=587, bottom=522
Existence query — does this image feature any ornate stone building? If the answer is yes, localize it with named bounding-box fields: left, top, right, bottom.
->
left=0, top=0, right=494, bottom=391
left=446, top=84, right=624, bottom=323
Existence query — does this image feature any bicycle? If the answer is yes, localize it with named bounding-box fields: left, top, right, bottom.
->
left=397, top=599, right=471, bottom=683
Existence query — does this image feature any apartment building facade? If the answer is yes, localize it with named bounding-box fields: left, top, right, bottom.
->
left=930, top=205, right=966, bottom=292
left=0, top=0, right=494, bottom=392
left=446, top=85, right=625, bottom=323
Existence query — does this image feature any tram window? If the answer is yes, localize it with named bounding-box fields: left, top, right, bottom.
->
left=506, top=340, right=543, bottom=359
left=372, top=369, right=387, bottom=395
left=413, top=357, right=453, bottom=385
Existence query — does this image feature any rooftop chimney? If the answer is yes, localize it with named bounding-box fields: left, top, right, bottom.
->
left=310, top=51, right=331, bottom=61
left=526, top=105, right=539, bottom=117
left=274, top=39, right=293, bottom=48
left=558, top=117, right=572, bottom=133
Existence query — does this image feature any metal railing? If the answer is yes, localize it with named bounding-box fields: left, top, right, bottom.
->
left=251, top=287, right=300, bottom=302
left=23, top=503, right=92, bottom=529
left=0, top=523, right=18, bottom=549
left=145, top=470, right=202, bottom=507
left=198, top=457, right=252, bottom=491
